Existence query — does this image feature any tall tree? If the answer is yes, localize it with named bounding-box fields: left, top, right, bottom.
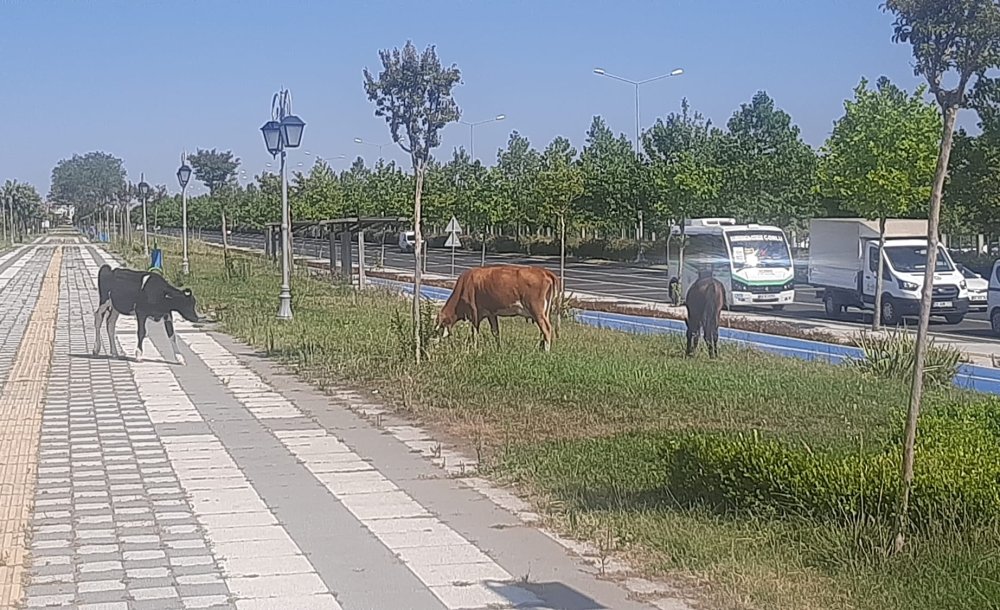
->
left=341, top=157, right=373, bottom=218
left=187, top=148, right=241, bottom=269
left=445, top=148, right=491, bottom=265
left=948, top=82, right=1000, bottom=240
left=494, top=131, right=542, bottom=236
left=364, top=40, right=462, bottom=363
left=817, top=76, right=941, bottom=331
left=645, top=98, right=723, bottom=288
left=536, top=136, right=584, bottom=319
left=578, top=116, right=642, bottom=236
left=49, top=151, right=126, bottom=221
left=883, top=0, right=1000, bottom=553
left=716, top=91, right=818, bottom=229
left=948, top=126, right=1000, bottom=239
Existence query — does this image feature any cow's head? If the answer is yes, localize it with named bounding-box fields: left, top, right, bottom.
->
left=434, top=308, right=456, bottom=342
left=166, top=287, right=200, bottom=323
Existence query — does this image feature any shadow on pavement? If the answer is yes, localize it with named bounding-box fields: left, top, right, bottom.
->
left=485, top=579, right=617, bottom=609
left=70, top=353, right=181, bottom=366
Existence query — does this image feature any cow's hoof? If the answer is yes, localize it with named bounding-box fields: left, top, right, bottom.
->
left=133, top=349, right=143, bottom=362
left=92, top=348, right=100, bottom=357
left=175, top=354, right=187, bottom=366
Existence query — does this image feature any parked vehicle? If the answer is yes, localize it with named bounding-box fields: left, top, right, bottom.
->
left=671, top=218, right=795, bottom=310
left=398, top=230, right=415, bottom=253
left=989, top=260, right=1000, bottom=336
left=956, top=263, right=988, bottom=312
left=808, top=218, right=970, bottom=325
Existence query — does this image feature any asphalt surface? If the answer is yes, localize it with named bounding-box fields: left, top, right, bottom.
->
left=165, top=228, right=999, bottom=346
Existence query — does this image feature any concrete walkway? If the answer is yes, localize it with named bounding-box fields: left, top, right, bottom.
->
left=0, top=238, right=683, bottom=609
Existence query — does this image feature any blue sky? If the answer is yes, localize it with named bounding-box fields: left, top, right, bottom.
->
left=0, top=0, right=979, bottom=197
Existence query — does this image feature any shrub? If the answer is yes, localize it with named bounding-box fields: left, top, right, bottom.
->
left=851, top=328, right=962, bottom=389
left=666, top=411, right=1000, bottom=531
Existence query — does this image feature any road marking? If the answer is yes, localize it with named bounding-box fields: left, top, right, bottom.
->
left=0, top=246, right=62, bottom=608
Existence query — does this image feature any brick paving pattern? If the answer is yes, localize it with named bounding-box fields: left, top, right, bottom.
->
left=0, top=247, right=62, bottom=608
left=0, top=237, right=681, bottom=610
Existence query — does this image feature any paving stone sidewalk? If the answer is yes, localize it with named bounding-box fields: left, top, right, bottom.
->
left=0, top=240, right=689, bottom=610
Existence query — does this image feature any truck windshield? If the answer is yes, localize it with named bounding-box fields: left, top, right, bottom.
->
left=726, top=231, right=791, bottom=270
left=884, top=245, right=953, bottom=273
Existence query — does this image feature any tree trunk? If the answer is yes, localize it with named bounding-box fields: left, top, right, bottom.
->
left=557, top=213, right=566, bottom=335
left=896, top=103, right=960, bottom=554
left=481, top=224, right=487, bottom=267
left=872, top=217, right=887, bottom=332
left=412, top=165, right=425, bottom=364
left=221, top=207, right=230, bottom=278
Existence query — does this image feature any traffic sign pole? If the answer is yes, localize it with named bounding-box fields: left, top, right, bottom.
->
left=445, top=215, right=463, bottom=278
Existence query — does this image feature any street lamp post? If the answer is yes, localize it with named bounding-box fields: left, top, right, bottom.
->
left=177, top=153, right=193, bottom=275
left=138, top=175, right=150, bottom=256
left=593, top=66, right=683, bottom=261
left=261, top=88, right=306, bottom=321
left=353, top=138, right=385, bottom=159
left=304, top=152, right=346, bottom=168
left=459, top=114, right=505, bottom=160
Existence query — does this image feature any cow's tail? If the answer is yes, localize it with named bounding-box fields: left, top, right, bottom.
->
left=97, top=264, right=114, bottom=305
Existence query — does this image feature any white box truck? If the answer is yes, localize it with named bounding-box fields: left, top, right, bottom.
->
left=807, top=218, right=970, bottom=325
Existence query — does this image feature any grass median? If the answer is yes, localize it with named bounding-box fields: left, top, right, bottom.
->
left=120, top=238, right=1000, bottom=610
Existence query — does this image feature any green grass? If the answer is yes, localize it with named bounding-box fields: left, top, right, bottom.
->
left=119, top=238, right=1000, bottom=610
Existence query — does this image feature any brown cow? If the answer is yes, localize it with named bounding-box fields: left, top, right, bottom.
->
left=435, top=264, right=559, bottom=351
left=685, top=272, right=726, bottom=358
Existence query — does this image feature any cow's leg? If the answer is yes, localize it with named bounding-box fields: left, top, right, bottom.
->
left=105, top=309, right=120, bottom=358
left=707, top=316, right=721, bottom=358
left=487, top=315, right=501, bottom=347
left=92, top=301, right=110, bottom=356
left=134, top=314, right=148, bottom=361
left=686, top=319, right=701, bottom=357
left=165, top=315, right=185, bottom=365
left=535, top=315, right=553, bottom=352
left=471, top=317, right=482, bottom=348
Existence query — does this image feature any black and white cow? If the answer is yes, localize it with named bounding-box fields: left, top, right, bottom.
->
left=92, top=264, right=200, bottom=363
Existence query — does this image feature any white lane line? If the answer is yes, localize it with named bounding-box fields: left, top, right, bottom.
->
left=81, top=248, right=343, bottom=610
left=179, top=331, right=543, bottom=609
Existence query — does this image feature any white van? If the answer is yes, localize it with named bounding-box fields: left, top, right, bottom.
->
left=398, top=230, right=416, bottom=253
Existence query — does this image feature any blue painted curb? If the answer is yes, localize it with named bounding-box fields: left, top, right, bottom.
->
left=368, top=277, right=1000, bottom=397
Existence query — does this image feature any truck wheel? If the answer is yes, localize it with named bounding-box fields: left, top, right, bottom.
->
left=823, top=293, right=840, bottom=319
left=880, top=298, right=900, bottom=327
left=771, top=304, right=786, bottom=311
left=944, top=313, right=965, bottom=324
left=992, top=309, right=1000, bottom=337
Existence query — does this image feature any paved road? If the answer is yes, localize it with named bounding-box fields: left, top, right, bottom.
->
left=168, top=229, right=999, bottom=347
left=0, top=236, right=677, bottom=609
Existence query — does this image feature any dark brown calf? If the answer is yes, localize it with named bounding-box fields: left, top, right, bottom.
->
left=436, top=264, right=559, bottom=351
left=685, top=275, right=726, bottom=357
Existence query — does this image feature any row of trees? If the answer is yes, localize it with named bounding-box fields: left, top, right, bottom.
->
left=1, top=180, right=45, bottom=242
left=71, top=87, right=998, bottom=255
